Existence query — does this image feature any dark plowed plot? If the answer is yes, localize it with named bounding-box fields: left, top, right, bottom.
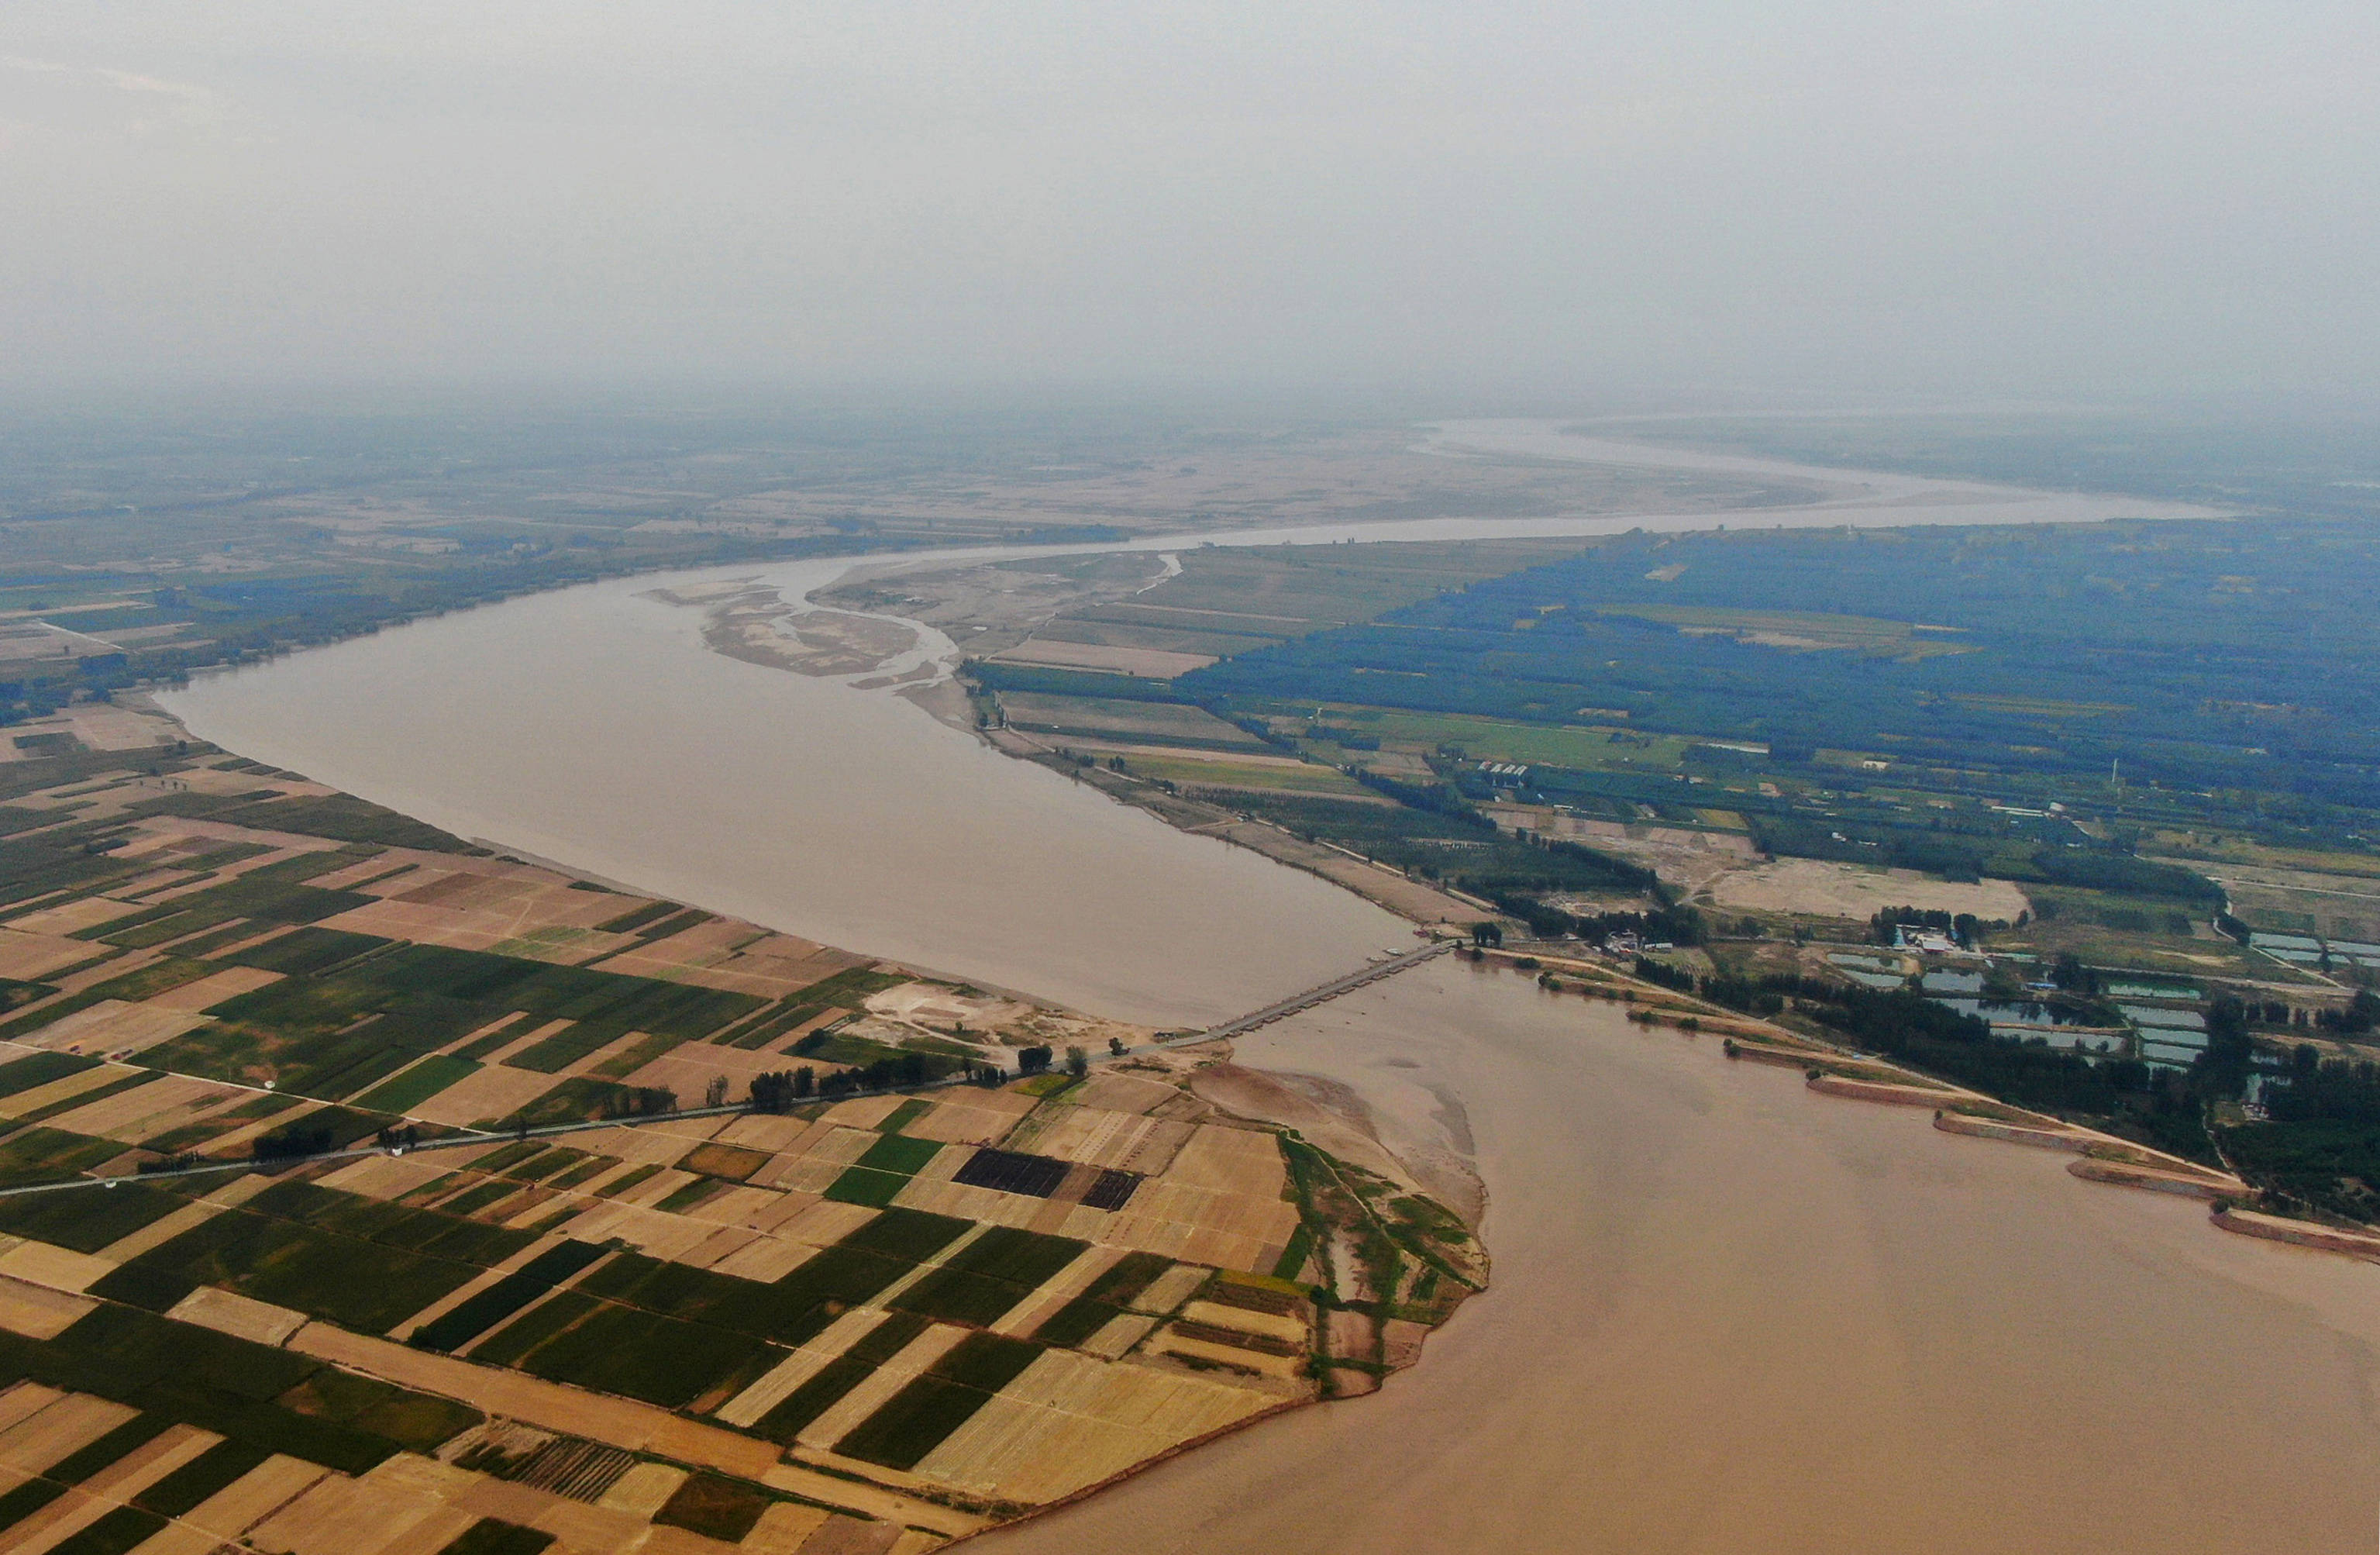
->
left=1203, top=1279, right=1306, bottom=1317
left=509, top=1439, right=635, bottom=1502
left=453, top=1433, right=635, bottom=1502
left=1169, top=1319, right=1303, bottom=1357
left=1081, top=1167, right=1142, bottom=1211
left=952, top=1147, right=1071, bottom=1198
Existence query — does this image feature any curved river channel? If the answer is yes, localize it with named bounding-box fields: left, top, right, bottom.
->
left=162, top=437, right=2378, bottom=1552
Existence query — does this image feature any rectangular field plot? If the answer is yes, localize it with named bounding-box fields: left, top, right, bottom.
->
left=0, top=1304, right=475, bottom=1475
left=744, top=1310, right=932, bottom=1444
left=1080, top=1169, right=1142, bottom=1211
left=833, top=1331, right=1045, bottom=1471
left=571, top=1206, right=972, bottom=1351
left=823, top=1133, right=945, bottom=1208
left=95, top=1208, right=482, bottom=1334
left=0, top=1181, right=185, bottom=1254
left=949, top=1147, right=1071, bottom=1199
left=676, top=1142, right=770, bottom=1182
left=911, top=1346, right=1279, bottom=1503
left=407, top=1241, right=609, bottom=1354
left=0, top=1127, right=134, bottom=1191
left=506, top=1302, right=770, bottom=1410
left=348, top=1055, right=479, bottom=1115
left=893, top=1228, right=1088, bottom=1328
left=214, top=927, right=391, bottom=976
left=1031, top=1251, right=1176, bottom=1349
left=0, top=1053, right=100, bottom=1101
left=994, top=692, right=1270, bottom=748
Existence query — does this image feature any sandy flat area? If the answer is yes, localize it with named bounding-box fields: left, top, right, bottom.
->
left=989, top=640, right=1218, bottom=678
left=401, top=1063, right=569, bottom=1127
left=1707, top=857, right=2031, bottom=920
left=0, top=1391, right=137, bottom=1472
left=0, top=1277, right=94, bottom=1340
left=181, top=1454, right=336, bottom=1542
left=0, top=896, right=146, bottom=936
left=141, top=964, right=287, bottom=1012
left=9, top=999, right=208, bottom=1056
left=0, top=1241, right=116, bottom=1295
left=916, top=1348, right=1279, bottom=1505
left=0, top=929, right=105, bottom=981
left=46, top=1071, right=241, bottom=1139
left=249, top=1460, right=480, bottom=1555
left=167, top=1284, right=310, bottom=1345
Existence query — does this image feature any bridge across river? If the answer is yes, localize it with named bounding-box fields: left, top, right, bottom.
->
left=1172, top=940, right=1455, bottom=1046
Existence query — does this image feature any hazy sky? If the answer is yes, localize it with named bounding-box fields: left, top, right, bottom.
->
left=4, top=4, right=2375, bottom=399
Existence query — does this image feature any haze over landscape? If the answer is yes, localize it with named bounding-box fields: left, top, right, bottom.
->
left=5, top=2, right=2378, bottom=399
left=2, top=7, right=2378, bottom=1555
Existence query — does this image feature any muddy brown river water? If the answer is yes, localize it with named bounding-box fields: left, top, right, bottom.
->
left=160, top=444, right=2371, bottom=1551
left=983, top=960, right=2380, bottom=1554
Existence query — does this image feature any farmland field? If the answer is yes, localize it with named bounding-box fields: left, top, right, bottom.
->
left=0, top=692, right=1485, bottom=1550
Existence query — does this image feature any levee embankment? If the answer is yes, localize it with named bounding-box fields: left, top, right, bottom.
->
left=2212, top=1207, right=2380, bottom=1260
left=2069, top=1160, right=2237, bottom=1199
left=1934, top=1114, right=2093, bottom=1153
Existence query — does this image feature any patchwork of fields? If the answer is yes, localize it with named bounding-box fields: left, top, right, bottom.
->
left=0, top=704, right=1486, bottom=1553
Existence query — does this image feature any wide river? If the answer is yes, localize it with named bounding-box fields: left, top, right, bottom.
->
left=163, top=433, right=2375, bottom=1551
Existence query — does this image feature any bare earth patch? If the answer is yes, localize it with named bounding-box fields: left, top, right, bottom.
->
left=1707, top=857, right=2031, bottom=920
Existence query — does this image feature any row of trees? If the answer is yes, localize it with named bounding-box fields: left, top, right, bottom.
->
left=1869, top=906, right=1989, bottom=948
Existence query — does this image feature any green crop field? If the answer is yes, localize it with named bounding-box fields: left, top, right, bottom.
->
left=0, top=1179, right=182, bottom=1252
left=350, top=1054, right=480, bottom=1115
left=1033, top=1250, right=1173, bottom=1348
left=469, top=1289, right=600, bottom=1368
left=99, top=1202, right=484, bottom=1332
left=509, top=1302, right=769, bottom=1408
left=996, top=692, right=1268, bottom=749
left=823, top=1133, right=945, bottom=1207
left=749, top=1312, right=931, bottom=1444
left=894, top=1227, right=1087, bottom=1326
left=833, top=1332, right=1045, bottom=1471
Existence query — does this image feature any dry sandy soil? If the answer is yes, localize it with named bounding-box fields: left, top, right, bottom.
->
left=1706, top=857, right=2032, bottom=921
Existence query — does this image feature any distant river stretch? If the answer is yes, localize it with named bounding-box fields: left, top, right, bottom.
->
left=167, top=432, right=2369, bottom=1553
